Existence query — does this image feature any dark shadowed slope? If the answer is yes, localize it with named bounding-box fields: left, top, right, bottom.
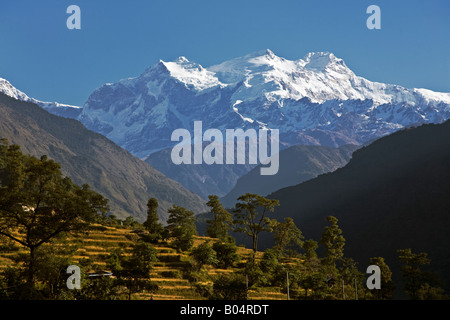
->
left=221, top=144, right=358, bottom=208
left=265, top=120, right=450, bottom=293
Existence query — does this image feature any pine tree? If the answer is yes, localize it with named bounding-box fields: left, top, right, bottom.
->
left=273, top=217, right=304, bottom=256
left=166, top=205, right=197, bottom=252
left=320, top=216, right=345, bottom=270
left=368, top=256, right=395, bottom=300
left=303, top=239, right=318, bottom=260
left=397, top=248, right=445, bottom=300
left=205, top=195, right=232, bottom=241
left=143, top=197, right=164, bottom=240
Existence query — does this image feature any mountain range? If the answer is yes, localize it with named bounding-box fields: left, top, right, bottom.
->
left=76, top=49, right=450, bottom=159
left=2, top=50, right=450, bottom=199
left=5, top=50, right=447, bottom=160
left=0, top=92, right=207, bottom=222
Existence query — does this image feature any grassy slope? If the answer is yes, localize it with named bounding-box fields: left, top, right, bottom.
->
left=0, top=224, right=288, bottom=300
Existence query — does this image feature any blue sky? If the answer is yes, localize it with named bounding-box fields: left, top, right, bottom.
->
left=0, top=0, right=449, bottom=106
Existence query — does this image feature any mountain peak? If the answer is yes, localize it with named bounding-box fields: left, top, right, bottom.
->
left=158, top=56, right=203, bottom=72
left=246, top=48, right=281, bottom=61
left=257, top=48, right=276, bottom=59
left=0, top=77, right=33, bottom=102
left=302, top=51, right=346, bottom=71
left=0, top=77, right=81, bottom=118
left=304, top=51, right=335, bottom=60
left=175, top=56, right=190, bottom=64
left=152, top=57, right=222, bottom=91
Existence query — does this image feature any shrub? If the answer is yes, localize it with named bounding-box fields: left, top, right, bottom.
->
left=212, top=273, right=247, bottom=300
left=212, top=241, right=240, bottom=269
left=190, top=242, right=218, bottom=270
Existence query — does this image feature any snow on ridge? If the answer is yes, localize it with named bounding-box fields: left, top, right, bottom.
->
left=158, top=57, right=224, bottom=91
left=0, top=77, right=31, bottom=101
left=2, top=48, right=450, bottom=158
left=209, top=49, right=450, bottom=106
left=74, top=49, right=450, bottom=158
left=413, top=88, right=450, bottom=104
left=0, top=77, right=81, bottom=110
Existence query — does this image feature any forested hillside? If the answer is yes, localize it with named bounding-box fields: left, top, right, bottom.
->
left=0, top=93, right=207, bottom=222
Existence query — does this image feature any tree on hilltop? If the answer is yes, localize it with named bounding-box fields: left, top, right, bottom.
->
left=233, top=193, right=279, bottom=263
left=205, top=195, right=233, bottom=242
left=166, top=205, right=197, bottom=252
left=320, top=216, right=345, bottom=270
left=143, top=197, right=164, bottom=241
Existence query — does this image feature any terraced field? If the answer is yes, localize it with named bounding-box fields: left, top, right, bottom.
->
left=0, top=224, right=293, bottom=300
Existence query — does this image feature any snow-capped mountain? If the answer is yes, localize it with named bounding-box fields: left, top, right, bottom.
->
left=0, top=77, right=82, bottom=118
left=77, top=49, right=450, bottom=158
left=4, top=50, right=449, bottom=159
left=3, top=50, right=449, bottom=200
left=210, top=50, right=450, bottom=106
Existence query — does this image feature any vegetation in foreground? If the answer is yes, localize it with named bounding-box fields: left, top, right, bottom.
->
left=0, top=140, right=448, bottom=300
